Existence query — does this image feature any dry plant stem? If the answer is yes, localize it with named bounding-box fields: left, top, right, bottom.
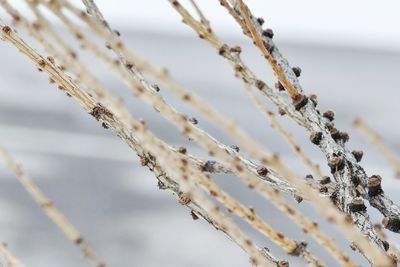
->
left=242, top=82, right=322, bottom=178
left=59, top=1, right=314, bottom=200
left=4, top=1, right=211, bottom=179
left=223, top=0, right=400, bottom=247
left=353, top=118, right=400, bottom=177
left=172, top=0, right=393, bottom=261
left=121, top=121, right=277, bottom=267
left=76, top=2, right=363, bottom=266
left=3, top=8, right=295, bottom=263
left=236, top=1, right=298, bottom=98
left=0, top=25, right=280, bottom=266
left=0, top=145, right=105, bottom=267
left=167, top=1, right=390, bottom=266
left=0, top=242, right=24, bottom=267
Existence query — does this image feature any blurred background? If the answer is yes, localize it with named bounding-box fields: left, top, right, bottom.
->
left=0, top=1, right=400, bottom=266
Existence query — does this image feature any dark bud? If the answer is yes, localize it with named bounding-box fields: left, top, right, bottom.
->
left=323, top=110, right=335, bottom=121
left=2, top=25, right=11, bottom=34
left=319, top=176, right=331, bottom=185
left=292, top=94, right=308, bottom=111
left=188, top=117, right=198, bottom=125
left=230, top=145, right=240, bottom=152
left=158, top=180, right=167, bottom=190
left=340, top=132, right=350, bottom=143
left=294, top=195, right=303, bottom=203
left=382, top=216, right=400, bottom=233
left=190, top=211, right=199, bottom=220
left=218, top=44, right=229, bottom=55
left=152, top=84, right=160, bottom=92
left=277, top=260, right=289, bottom=267
left=351, top=174, right=361, bottom=187
left=319, top=186, right=328, bottom=193
left=309, top=94, right=318, bottom=107
left=275, top=82, right=285, bottom=91
left=352, top=150, right=364, bottom=162
left=255, top=79, right=266, bottom=90
left=310, top=132, right=323, bottom=145
left=382, top=240, right=390, bottom=251
left=330, top=127, right=341, bottom=141
left=263, top=41, right=274, bottom=53
left=328, top=155, right=345, bottom=173
left=348, top=197, right=367, bottom=213
left=367, top=175, right=383, bottom=197
left=262, top=28, right=274, bottom=38
left=325, top=121, right=334, bottom=131
left=278, top=107, right=286, bottom=116
left=292, top=67, right=302, bottom=77
left=257, top=167, right=269, bottom=177
left=114, top=30, right=121, bottom=36
left=229, top=46, right=242, bottom=54
left=305, top=174, right=314, bottom=179
left=177, top=147, right=187, bottom=154
left=257, top=17, right=265, bottom=26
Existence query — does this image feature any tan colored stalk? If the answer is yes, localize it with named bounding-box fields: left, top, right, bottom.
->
left=353, top=118, right=400, bottom=177
left=0, top=145, right=105, bottom=267
left=0, top=23, right=280, bottom=265
left=0, top=242, right=24, bottom=267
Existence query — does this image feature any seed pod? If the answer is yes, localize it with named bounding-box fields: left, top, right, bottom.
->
left=257, top=17, right=265, bottom=25
left=292, top=67, right=301, bottom=77
left=292, top=94, right=308, bottom=111
left=383, top=217, right=400, bottom=233
left=262, top=28, right=274, bottom=38
left=319, top=176, right=331, bottom=185
left=348, top=197, right=367, bottom=213
left=323, top=110, right=335, bottom=121
left=257, top=167, right=269, bottom=176
left=310, top=132, right=323, bottom=145
left=352, top=150, right=364, bottom=162
left=368, top=175, right=383, bottom=197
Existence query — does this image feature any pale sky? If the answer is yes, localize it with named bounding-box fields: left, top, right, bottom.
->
left=5, top=0, right=400, bottom=51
